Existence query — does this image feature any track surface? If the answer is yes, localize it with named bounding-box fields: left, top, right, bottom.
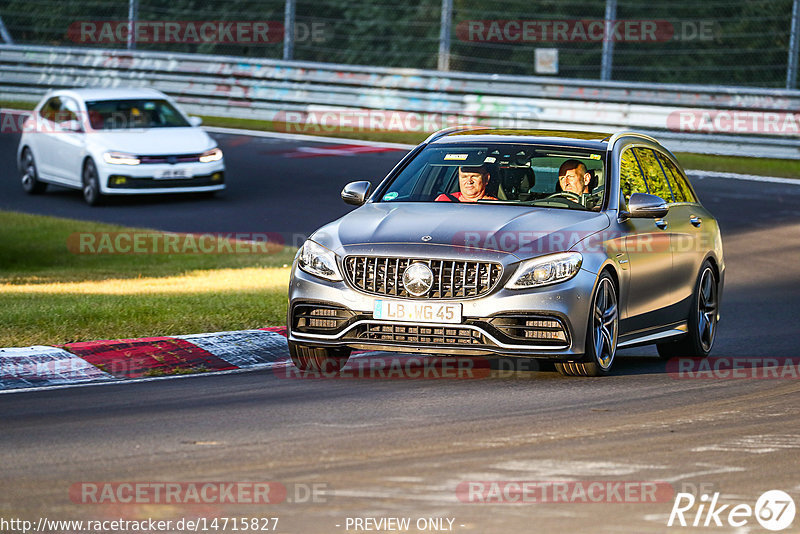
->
left=1, top=131, right=800, bottom=533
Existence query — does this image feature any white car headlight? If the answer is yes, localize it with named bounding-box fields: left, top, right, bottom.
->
left=199, top=148, right=223, bottom=163
left=506, top=252, right=583, bottom=289
left=297, top=240, right=342, bottom=281
left=103, top=151, right=140, bottom=165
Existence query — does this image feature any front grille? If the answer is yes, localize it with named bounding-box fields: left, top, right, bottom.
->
left=138, top=154, right=204, bottom=164
left=343, top=257, right=502, bottom=299
left=349, top=322, right=485, bottom=345
left=106, top=172, right=224, bottom=189
left=488, top=314, right=569, bottom=347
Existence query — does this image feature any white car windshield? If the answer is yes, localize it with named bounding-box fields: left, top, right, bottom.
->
left=85, top=99, right=190, bottom=130
left=379, top=144, right=607, bottom=211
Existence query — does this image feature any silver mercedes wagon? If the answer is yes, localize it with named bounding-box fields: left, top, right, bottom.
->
left=287, top=128, right=724, bottom=376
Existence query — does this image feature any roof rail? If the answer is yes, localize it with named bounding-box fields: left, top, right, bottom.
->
left=422, top=125, right=492, bottom=144
left=605, top=131, right=660, bottom=149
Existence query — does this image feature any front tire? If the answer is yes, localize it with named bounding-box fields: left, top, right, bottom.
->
left=20, top=148, right=47, bottom=194
left=657, top=262, right=718, bottom=359
left=556, top=272, right=618, bottom=377
left=288, top=341, right=351, bottom=373
left=82, top=159, right=102, bottom=206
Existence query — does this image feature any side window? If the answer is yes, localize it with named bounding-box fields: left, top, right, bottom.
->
left=633, top=148, right=674, bottom=202
left=657, top=153, right=697, bottom=203
left=619, top=148, right=648, bottom=207
left=59, top=97, right=80, bottom=123
left=38, top=97, right=61, bottom=122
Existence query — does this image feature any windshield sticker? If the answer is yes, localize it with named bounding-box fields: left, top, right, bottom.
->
left=483, top=157, right=497, bottom=163
left=590, top=154, right=602, bottom=160
left=444, top=154, right=469, bottom=161
left=382, top=192, right=399, bottom=201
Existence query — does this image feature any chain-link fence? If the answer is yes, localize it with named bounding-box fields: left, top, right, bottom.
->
left=1, top=0, right=798, bottom=88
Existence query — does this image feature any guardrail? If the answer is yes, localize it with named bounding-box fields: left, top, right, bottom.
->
left=1, top=44, right=799, bottom=159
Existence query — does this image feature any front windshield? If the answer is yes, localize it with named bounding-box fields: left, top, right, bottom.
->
left=85, top=99, right=190, bottom=130
left=379, top=143, right=606, bottom=211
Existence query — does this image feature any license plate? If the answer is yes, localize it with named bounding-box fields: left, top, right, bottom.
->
left=373, top=299, right=462, bottom=324
left=155, top=169, right=191, bottom=179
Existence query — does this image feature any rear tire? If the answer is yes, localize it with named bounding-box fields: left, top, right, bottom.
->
left=20, top=148, right=47, bottom=194
left=657, top=262, right=718, bottom=359
left=288, top=341, right=351, bottom=373
left=556, top=271, right=618, bottom=377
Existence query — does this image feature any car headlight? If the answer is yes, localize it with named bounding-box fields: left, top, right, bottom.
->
left=199, top=148, right=223, bottom=163
left=505, top=252, right=583, bottom=289
left=103, top=151, right=140, bottom=165
left=297, top=240, right=342, bottom=281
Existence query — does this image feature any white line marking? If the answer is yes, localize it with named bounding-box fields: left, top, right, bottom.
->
left=0, top=360, right=291, bottom=395
left=203, top=125, right=415, bottom=150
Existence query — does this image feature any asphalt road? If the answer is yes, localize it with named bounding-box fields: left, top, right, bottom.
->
left=0, top=130, right=403, bottom=238
left=1, top=130, right=800, bottom=533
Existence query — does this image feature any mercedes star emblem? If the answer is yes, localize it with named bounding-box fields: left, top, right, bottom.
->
left=403, top=262, right=434, bottom=296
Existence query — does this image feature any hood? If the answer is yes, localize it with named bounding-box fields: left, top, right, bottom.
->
left=88, top=127, right=216, bottom=155
left=312, top=202, right=611, bottom=260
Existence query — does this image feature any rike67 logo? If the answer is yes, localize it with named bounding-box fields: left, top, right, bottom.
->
left=668, top=490, right=795, bottom=531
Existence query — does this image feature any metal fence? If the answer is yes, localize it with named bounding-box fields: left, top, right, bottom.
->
left=2, top=43, right=799, bottom=159
left=1, top=0, right=799, bottom=88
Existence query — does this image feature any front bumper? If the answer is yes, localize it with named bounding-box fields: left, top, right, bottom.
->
left=288, top=266, right=598, bottom=358
left=97, top=160, right=226, bottom=194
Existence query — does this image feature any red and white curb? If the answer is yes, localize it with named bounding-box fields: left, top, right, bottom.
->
left=0, top=327, right=290, bottom=392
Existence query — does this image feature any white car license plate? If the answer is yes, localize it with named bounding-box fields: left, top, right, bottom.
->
left=373, top=299, right=462, bottom=324
left=155, top=168, right=192, bottom=179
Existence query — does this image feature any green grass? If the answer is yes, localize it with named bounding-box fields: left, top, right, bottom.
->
left=200, top=114, right=428, bottom=145
left=673, top=152, right=800, bottom=179
left=0, top=211, right=293, bottom=347
left=0, top=99, right=36, bottom=110
left=1, top=290, right=288, bottom=347
left=0, top=211, right=295, bottom=283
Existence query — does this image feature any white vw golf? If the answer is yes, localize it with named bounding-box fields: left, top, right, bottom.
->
left=17, top=87, right=225, bottom=205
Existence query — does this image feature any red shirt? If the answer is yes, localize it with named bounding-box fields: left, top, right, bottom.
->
left=435, top=192, right=498, bottom=202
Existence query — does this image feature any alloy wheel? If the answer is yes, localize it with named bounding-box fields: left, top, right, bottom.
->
left=697, top=267, right=718, bottom=352
left=592, top=276, right=618, bottom=370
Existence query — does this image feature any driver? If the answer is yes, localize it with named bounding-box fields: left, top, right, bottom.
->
left=436, top=165, right=498, bottom=202
left=558, top=160, right=592, bottom=195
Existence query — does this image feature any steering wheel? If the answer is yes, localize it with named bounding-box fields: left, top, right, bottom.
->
left=545, top=191, right=583, bottom=203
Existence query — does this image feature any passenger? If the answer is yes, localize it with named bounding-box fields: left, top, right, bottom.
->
left=436, top=165, right=498, bottom=202
left=558, top=159, right=592, bottom=195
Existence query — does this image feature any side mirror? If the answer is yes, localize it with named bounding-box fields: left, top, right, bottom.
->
left=341, top=181, right=372, bottom=206
left=58, top=119, right=83, bottom=133
left=628, top=193, right=669, bottom=219
left=188, top=116, right=203, bottom=127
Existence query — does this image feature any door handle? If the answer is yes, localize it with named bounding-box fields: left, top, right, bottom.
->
left=655, top=219, right=668, bottom=230
left=690, top=215, right=702, bottom=227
